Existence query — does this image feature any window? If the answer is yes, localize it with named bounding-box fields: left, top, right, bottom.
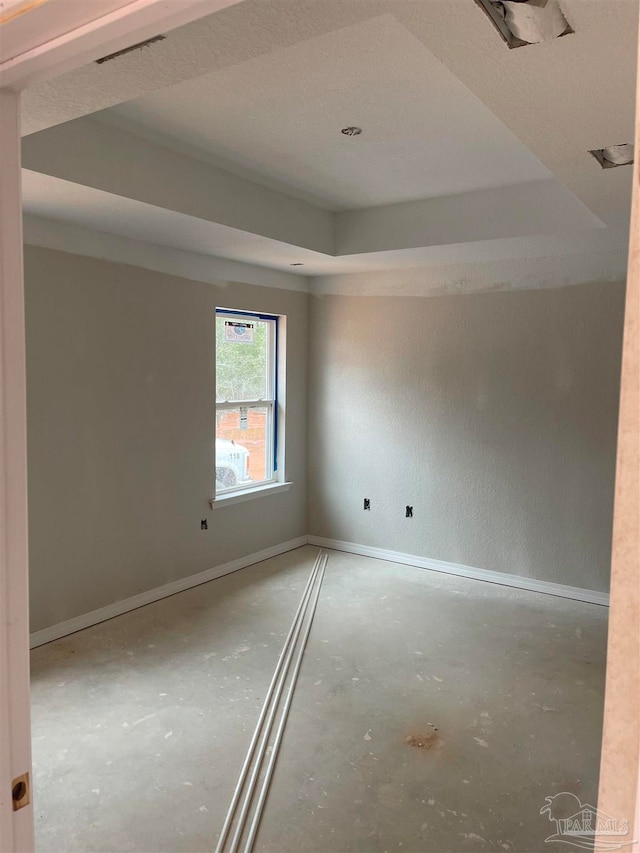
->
left=215, top=309, right=280, bottom=497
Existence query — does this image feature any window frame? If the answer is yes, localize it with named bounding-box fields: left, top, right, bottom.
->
left=214, top=308, right=281, bottom=499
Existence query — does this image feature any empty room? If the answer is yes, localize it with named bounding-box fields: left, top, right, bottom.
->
left=1, top=0, right=639, bottom=851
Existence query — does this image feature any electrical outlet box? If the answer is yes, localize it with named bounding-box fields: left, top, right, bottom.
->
left=363, top=498, right=371, bottom=510
left=406, top=506, right=413, bottom=518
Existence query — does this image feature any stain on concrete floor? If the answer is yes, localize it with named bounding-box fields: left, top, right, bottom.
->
left=404, top=723, right=439, bottom=750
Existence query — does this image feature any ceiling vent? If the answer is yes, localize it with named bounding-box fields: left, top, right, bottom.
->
left=589, top=144, right=635, bottom=169
left=95, top=34, right=166, bottom=64
left=474, top=0, right=572, bottom=49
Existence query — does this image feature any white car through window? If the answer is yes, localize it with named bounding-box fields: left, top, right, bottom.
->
left=215, top=437, right=250, bottom=489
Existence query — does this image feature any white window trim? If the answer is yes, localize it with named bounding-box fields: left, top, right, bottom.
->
left=213, top=309, right=287, bottom=503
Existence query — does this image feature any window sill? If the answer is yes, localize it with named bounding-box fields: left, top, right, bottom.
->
left=209, top=481, right=292, bottom=509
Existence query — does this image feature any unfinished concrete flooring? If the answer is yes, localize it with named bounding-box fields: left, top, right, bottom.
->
left=30, top=546, right=607, bottom=853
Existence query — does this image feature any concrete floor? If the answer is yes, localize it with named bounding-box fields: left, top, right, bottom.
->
left=31, top=546, right=608, bottom=853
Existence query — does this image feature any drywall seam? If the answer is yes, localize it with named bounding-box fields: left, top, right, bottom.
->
left=29, top=536, right=308, bottom=648
left=307, top=536, right=610, bottom=606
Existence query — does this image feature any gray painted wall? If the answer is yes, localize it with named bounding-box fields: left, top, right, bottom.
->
left=308, top=282, right=625, bottom=592
left=25, top=246, right=308, bottom=632
left=25, top=245, right=625, bottom=632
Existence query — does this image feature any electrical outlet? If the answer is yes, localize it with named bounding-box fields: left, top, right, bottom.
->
left=201, top=519, right=208, bottom=530
left=363, top=498, right=371, bottom=510
left=405, top=506, right=413, bottom=518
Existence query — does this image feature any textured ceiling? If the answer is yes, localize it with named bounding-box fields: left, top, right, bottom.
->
left=105, top=14, right=553, bottom=210
left=19, top=0, right=637, bottom=291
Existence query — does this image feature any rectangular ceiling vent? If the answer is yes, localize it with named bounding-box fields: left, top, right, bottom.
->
left=95, top=34, right=166, bottom=65
left=589, top=144, right=635, bottom=170
left=474, top=0, right=572, bottom=49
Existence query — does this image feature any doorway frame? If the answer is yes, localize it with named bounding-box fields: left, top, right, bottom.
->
left=0, top=3, right=244, bottom=848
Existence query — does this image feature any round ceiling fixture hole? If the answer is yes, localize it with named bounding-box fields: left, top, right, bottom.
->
left=341, top=126, right=362, bottom=137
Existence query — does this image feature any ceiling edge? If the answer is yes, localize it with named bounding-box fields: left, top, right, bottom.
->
left=310, top=251, right=629, bottom=298
left=22, top=214, right=311, bottom=293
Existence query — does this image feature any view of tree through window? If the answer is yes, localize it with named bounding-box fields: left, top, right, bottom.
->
left=215, top=316, right=269, bottom=402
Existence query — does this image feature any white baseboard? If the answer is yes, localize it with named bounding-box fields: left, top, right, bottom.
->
left=30, top=533, right=608, bottom=648
left=29, top=536, right=309, bottom=648
left=307, top=536, right=610, bottom=607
